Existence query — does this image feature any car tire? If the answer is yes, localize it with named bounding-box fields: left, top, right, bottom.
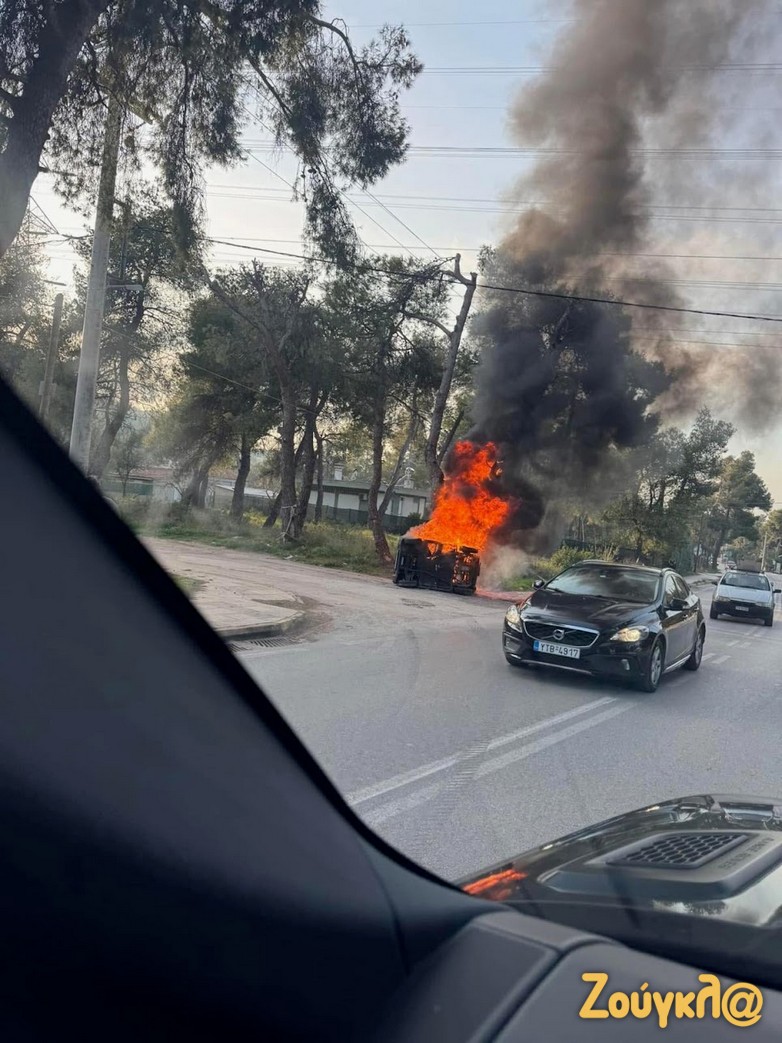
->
left=709, top=605, right=719, bottom=620
left=765, top=613, right=774, bottom=628
left=682, top=626, right=705, bottom=671
left=637, top=639, right=664, bottom=692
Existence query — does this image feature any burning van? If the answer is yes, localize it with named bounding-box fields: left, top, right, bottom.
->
left=393, top=538, right=480, bottom=595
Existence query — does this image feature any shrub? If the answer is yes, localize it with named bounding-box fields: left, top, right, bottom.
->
left=537, top=546, right=596, bottom=578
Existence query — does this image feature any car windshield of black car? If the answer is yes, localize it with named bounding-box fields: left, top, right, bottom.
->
left=721, top=573, right=770, bottom=591
left=546, top=565, right=659, bottom=603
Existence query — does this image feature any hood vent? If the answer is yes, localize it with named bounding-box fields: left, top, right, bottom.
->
left=608, top=831, right=749, bottom=870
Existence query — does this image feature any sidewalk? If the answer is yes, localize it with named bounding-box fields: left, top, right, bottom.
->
left=144, top=538, right=304, bottom=639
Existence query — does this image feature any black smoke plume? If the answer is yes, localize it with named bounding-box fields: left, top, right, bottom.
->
left=464, top=0, right=777, bottom=555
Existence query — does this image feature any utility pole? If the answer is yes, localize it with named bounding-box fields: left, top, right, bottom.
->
left=39, top=292, right=63, bottom=423
left=69, top=94, right=123, bottom=472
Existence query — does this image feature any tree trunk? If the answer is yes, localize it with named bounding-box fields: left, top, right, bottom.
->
left=314, top=426, right=325, bottom=523
left=367, top=354, right=392, bottom=564
left=230, top=433, right=251, bottom=520
left=263, top=490, right=282, bottom=528
left=182, top=467, right=205, bottom=508
left=295, top=428, right=317, bottom=535
left=422, top=257, right=476, bottom=495
left=197, top=470, right=210, bottom=508
left=0, top=0, right=112, bottom=259
left=278, top=386, right=300, bottom=539
left=89, top=344, right=131, bottom=478
left=379, top=405, right=418, bottom=519
left=263, top=435, right=308, bottom=528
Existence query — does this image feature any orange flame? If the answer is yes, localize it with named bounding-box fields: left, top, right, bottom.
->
left=411, top=441, right=511, bottom=553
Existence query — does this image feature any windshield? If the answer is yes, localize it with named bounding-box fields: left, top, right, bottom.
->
left=721, top=573, right=770, bottom=591
left=547, top=565, right=660, bottom=603
left=4, top=0, right=782, bottom=986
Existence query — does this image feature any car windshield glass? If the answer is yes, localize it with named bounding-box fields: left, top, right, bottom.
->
left=9, top=0, right=782, bottom=995
left=721, top=573, right=770, bottom=591
left=547, top=566, right=659, bottom=603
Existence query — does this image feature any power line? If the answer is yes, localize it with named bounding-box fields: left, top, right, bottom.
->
left=418, top=63, right=782, bottom=75
left=204, top=240, right=782, bottom=323
left=242, top=141, right=782, bottom=159
left=237, top=91, right=425, bottom=258
left=348, top=19, right=576, bottom=28
left=201, top=237, right=782, bottom=262
left=208, top=182, right=782, bottom=215
left=360, top=189, right=440, bottom=259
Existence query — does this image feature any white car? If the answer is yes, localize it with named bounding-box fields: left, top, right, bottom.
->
left=710, top=570, right=780, bottom=627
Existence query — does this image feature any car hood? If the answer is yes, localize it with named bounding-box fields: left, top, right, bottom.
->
left=520, top=589, right=651, bottom=628
left=717, top=585, right=773, bottom=603
left=460, top=794, right=782, bottom=929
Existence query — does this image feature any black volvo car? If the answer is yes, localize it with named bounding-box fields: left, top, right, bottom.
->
left=503, top=560, right=705, bottom=692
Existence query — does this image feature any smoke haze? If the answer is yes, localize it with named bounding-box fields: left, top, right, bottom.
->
left=466, top=0, right=779, bottom=554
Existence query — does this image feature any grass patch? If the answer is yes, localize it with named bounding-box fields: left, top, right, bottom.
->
left=498, top=546, right=613, bottom=592
left=118, top=499, right=397, bottom=576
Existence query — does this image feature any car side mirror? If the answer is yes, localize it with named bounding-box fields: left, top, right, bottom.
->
left=711, top=579, right=718, bottom=585
left=775, top=588, right=781, bottom=595
left=533, top=579, right=545, bottom=589
left=669, top=597, right=686, bottom=611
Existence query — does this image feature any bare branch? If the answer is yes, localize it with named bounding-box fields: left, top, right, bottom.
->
left=305, top=16, right=361, bottom=74
left=451, top=253, right=477, bottom=287
left=437, top=408, right=464, bottom=465
left=245, top=57, right=294, bottom=122
left=402, top=309, right=452, bottom=338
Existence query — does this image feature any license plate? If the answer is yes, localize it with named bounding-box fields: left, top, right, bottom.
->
left=735, top=605, right=749, bottom=612
left=533, top=640, right=580, bottom=659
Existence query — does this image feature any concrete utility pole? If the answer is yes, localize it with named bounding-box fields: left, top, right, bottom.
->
left=69, top=94, right=123, bottom=472
left=39, top=292, right=63, bottom=423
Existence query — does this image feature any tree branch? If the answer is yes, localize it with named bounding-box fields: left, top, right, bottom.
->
left=437, top=408, right=464, bottom=465
left=305, top=16, right=361, bottom=74
left=402, top=309, right=452, bottom=338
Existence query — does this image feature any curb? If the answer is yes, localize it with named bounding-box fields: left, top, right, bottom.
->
left=213, top=609, right=304, bottom=641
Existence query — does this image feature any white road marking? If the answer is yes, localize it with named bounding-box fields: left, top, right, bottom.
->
left=347, top=694, right=617, bottom=805
left=712, top=654, right=731, bottom=665
left=726, top=640, right=740, bottom=647
left=702, top=652, right=716, bottom=661
left=362, top=702, right=632, bottom=826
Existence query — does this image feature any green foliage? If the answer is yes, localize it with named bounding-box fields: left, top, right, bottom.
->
left=501, top=546, right=610, bottom=589
left=119, top=501, right=396, bottom=575
left=539, top=546, right=598, bottom=577
left=1, top=0, right=421, bottom=261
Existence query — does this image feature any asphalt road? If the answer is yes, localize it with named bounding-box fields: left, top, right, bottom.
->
left=237, top=573, right=782, bottom=882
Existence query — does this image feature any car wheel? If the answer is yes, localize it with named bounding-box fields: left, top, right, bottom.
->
left=709, top=605, right=719, bottom=620
left=765, top=613, right=774, bottom=628
left=637, top=639, right=664, bottom=692
left=682, top=626, right=705, bottom=671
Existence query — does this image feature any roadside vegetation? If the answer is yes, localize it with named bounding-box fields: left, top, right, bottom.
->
left=121, top=499, right=396, bottom=577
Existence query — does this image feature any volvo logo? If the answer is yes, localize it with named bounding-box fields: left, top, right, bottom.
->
left=553, top=628, right=565, bottom=641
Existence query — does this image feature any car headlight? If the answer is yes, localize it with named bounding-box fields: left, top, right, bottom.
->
left=610, top=626, right=649, bottom=643
left=714, top=594, right=729, bottom=602
left=505, top=604, right=523, bottom=631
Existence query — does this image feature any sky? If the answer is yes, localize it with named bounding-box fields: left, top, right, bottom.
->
left=27, top=0, right=782, bottom=499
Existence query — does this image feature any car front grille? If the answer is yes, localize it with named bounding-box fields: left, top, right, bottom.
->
left=608, top=832, right=749, bottom=870
left=523, top=620, right=598, bottom=648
